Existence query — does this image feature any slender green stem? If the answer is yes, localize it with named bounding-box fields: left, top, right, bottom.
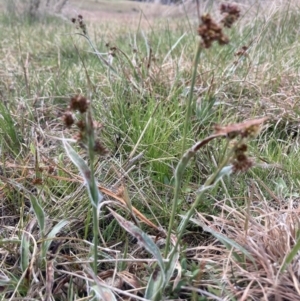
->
left=92, top=207, right=98, bottom=274
left=181, top=43, right=202, bottom=155
left=164, top=43, right=202, bottom=257
left=79, top=33, right=118, bottom=75
left=166, top=150, right=233, bottom=270
left=164, top=173, right=181, bottom=257
left=86, top=110, right=99, bottom=274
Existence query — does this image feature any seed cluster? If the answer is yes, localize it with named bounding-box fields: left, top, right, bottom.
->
left=198, top=14, right=229, bottom=48
left=232, top=143, right=253, bottom=173
left=197, top=3, right=240, bottom=48
left=214, top=117, right=268, bottom=173
left=63, top=95, right=108, bottom=156
left=220, top=3, right=241, bottom=28
left=71, top=14, right=87, bottom=35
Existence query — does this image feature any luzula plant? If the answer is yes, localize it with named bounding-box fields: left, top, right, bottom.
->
left=63, top=95, right=107, bottom=274
left=62, top=3, right=268, bottom=300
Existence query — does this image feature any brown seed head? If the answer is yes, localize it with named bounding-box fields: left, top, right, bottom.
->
left=75, top=131, right=84, bottom=142
left=219, top=35, right=230, bottom=45
left=232, top=142, right=253, bottom=173
left=198, top=14, right=229, bottom=48
left=79, top=20, right=87, bottom=34
left=32, top=178, right=43, bottom=185
left=63, top=111, right=74, bottom=128
left=76, top=120, right=86, bottom=131
left=70, top=95, right=90, bottom=114
left=48, top=166, right=55, bottom=174
left=94, top=140, right=109, bottom=156
left=220, top=3, right=240, bottom=28
left=71, top=15, right=87, bottom=34
left=232, top=156, right=253, bottom=173
left=235, top=143, right=248, bottom=153
left=235, top=45, right=248, bottom=57
left=220, top=3, right=240, bottom=16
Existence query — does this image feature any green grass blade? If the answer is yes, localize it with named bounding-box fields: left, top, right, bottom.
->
left=0, top=101, right=21, bottom=155
left=20, top=233, right=30, bottom=272
left=145, top=270, right=164, bottom=300
left=165, top=245, right=179, bottom=284
left=30, top=195, right=45, bottom=236
left=280, top=238, right=300, bottom=273
left=63, top=140, right=103, bottom=207
left=42, top=220, right=70, bottom=258
left=163, top=33, right=186, bottom=63
left=109, top=209, right=165, bottom=277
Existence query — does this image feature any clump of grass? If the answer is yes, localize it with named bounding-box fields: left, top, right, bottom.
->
left=2, top=0, right=300, bottom=300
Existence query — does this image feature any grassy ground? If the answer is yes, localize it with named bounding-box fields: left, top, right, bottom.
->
left=1, top=0, right=300, bottom=300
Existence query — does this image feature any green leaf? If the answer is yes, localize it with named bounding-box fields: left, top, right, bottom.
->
left=0, top=101, right=21, bottom=155
left=0, top=273, right=10, bottom=286
left=165, top=245, right=179, bottom=287
left=42, top=220, right=70, bottom=258
left=145, top=270, right=164, bottom=300
left=30, top=195, right=45, bottom=235
left=20, top=233, right=30, bottom=272
left=110, top=209, right=165, bottom=273
left=212, top=165, right=233, bottom=184
left=280, top=237, right=300, bottom=273
left=110, top=208, right=166, bottom=299
left=163, top=33, right=187, bottom=63
left=63, top=140, right=103, bottom=207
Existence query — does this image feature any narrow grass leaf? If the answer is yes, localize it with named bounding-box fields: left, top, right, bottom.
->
left=42, top=220, right=69, bottom=258
left=0, top=101, right=21, bottom=155
left=0, top=273, right=10, bottom=287
left=109, top=209, right=165, bottom=277
left=20, top=233, right=30, bottom=272
left=80, top=33, right=119, bottom=75
left=165, top=246, right=179, bottom=284
left=196, top=165, right=233, bottom=193
left=280, top=237, right=300, bottom=273
left=63, top=140, right=103, bottom=207
left=163, top=33, right=186, bottom=63
left=212, top=165, right=233, bottom=184
left=30, top=195, right=45, bottom=236
left=145, top=270, right=164, bottom=300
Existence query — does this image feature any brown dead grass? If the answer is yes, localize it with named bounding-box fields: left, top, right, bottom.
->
left=191, top=191, right=300, bottom=300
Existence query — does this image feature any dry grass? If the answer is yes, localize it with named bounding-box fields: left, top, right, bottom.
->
left=192, top=194, right=300, bottom=300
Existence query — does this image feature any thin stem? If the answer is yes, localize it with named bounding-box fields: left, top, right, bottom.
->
left=86, top=110, right=99, bottom=274
left=166, top=149, right=233, bottom=270
left=165, top=43, right=202, bottom=257
left=181, top=43, right=202, bottom=155
left=164, top=172, right=181, bottom=257
left=92, top=207, right=98, bottom=274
